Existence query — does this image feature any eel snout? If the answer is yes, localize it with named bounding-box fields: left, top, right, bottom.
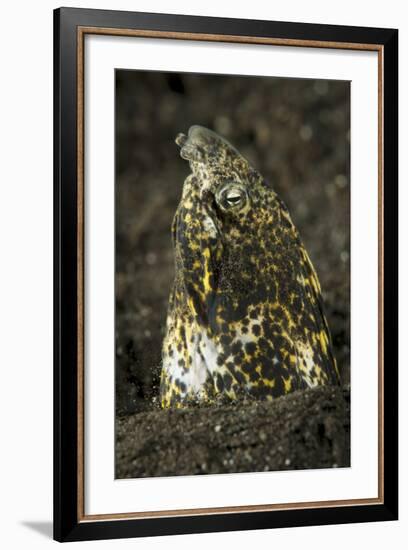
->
left=175, top=125, right=238, bottom=164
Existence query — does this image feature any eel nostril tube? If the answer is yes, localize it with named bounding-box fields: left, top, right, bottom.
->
left=175, top=133, right=187, bottom=147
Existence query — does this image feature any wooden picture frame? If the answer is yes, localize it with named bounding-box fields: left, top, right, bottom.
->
left=54, top=7, right=398, bottom=542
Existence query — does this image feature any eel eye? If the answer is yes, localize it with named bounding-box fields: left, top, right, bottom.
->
left=225, top=191, right=242, bottom=205
left=216, top=183, right=248, bottom=212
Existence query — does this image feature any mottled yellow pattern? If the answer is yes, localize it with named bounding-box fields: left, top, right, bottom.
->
left=160, top=126, right=339, bottom=407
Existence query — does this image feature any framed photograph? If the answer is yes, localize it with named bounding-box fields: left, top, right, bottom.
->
left=54, top=7, right=398, bottom=542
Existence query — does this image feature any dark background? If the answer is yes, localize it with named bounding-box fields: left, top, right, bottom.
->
left=115, top=70, right=350, bottom=416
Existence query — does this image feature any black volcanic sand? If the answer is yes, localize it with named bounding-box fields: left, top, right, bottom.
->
left=116, top=386, right=350, bottom=478
left=115, top=71, right=350, bottom=477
